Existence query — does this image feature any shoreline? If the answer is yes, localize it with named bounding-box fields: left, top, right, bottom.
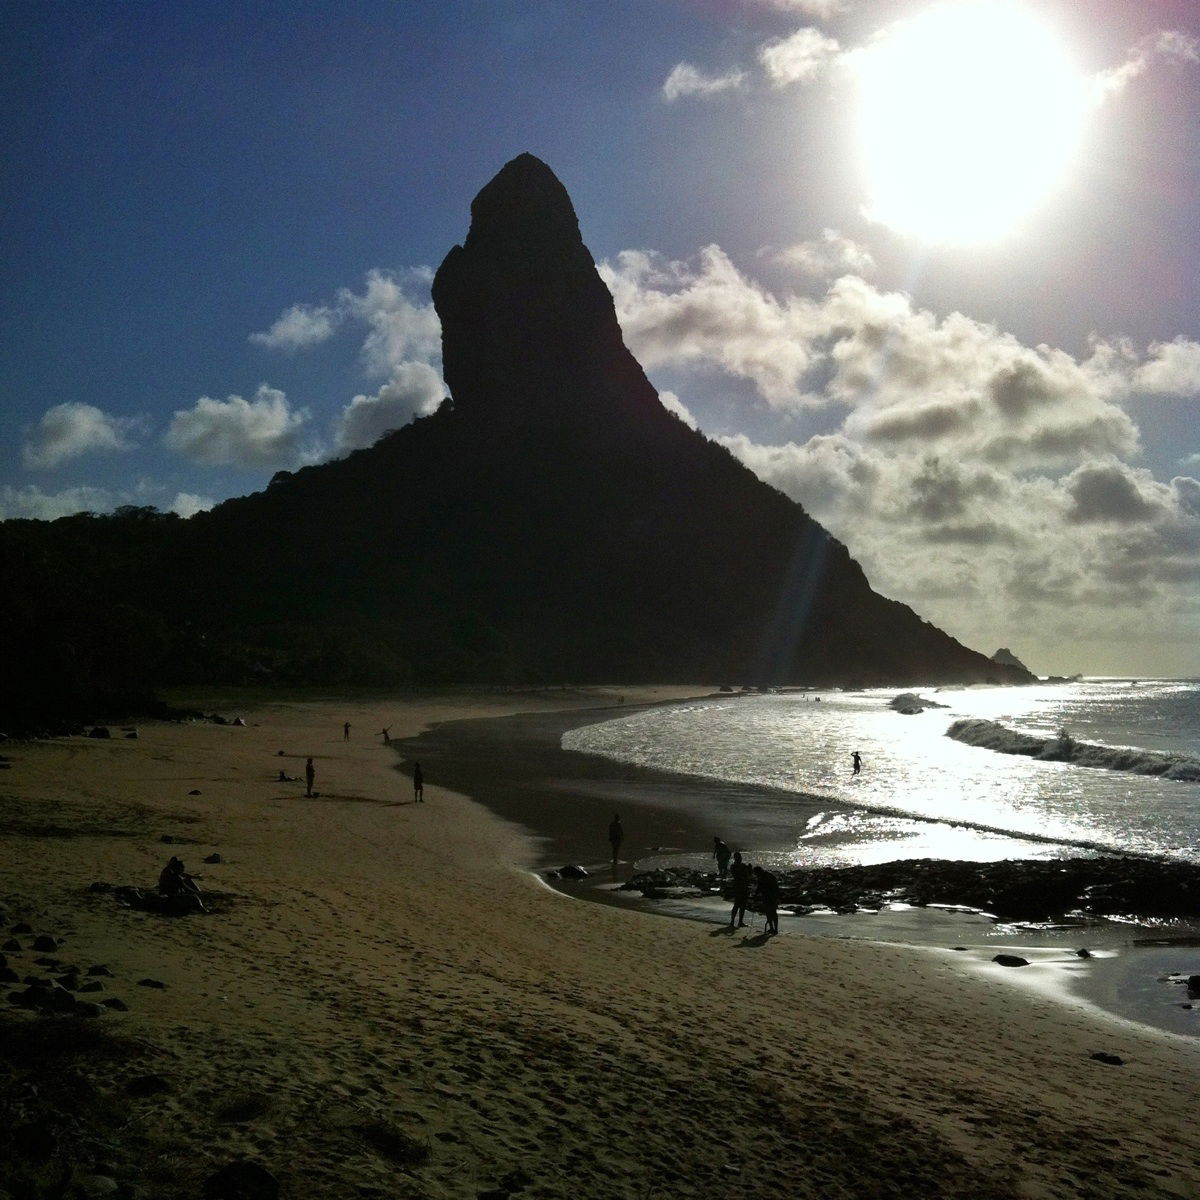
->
left=394, top=695, right=1200, bottom=1039
left=5, top=689, right=1200, bottom=1198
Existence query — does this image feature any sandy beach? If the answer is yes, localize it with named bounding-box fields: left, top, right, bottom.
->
left=4, top=688, right=1200, bottom=1199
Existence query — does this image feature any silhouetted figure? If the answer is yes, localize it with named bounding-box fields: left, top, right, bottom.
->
left=852, top=750, right=862, bottom=775
left=412, top=761, right=424, bottom=802
left=343, top=722, right=351, bottom=741
left=158, top=856, right=206, bottom=912
left=729, top=852, right=751, bottom=928
left=277, top=769, right=297, bottom=783
left=753, top=865, right=779, bottom=935
left=305, top=757, right=315, bottom=796
left=608, top=814, right=624, bottom=865
left=713, top=837, right=732, bottom=879
left=380, top=727, right=391, bottom=745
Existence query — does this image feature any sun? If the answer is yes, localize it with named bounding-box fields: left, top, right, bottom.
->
left=852, top=1, right=1088, bottom=245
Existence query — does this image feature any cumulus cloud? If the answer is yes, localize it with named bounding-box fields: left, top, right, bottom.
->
left=769, top=230, right=875, bottom=278
left=164, top=385, right=312, bottom=469
left=170, top=492, right=214, bottom=518
left=758, top=27, right=842, bottom=87
left=662, top=63, right=747, bottom=102
left=658, top=390, right=697, bottom=428
left=1133, top=337, right=1200, bottom=396
left=757, top=0, right=847, bottom=16
left=249, top=303, right=340, bottom=351
left=0, top=483, right=128, bottom=520
left=1064, top=461, right=1168, bottom=524
left=1092, top=29, right=1199, bottom=102
left=335, top=362, right=446, bottom=452
left=22, top=402, right=140, bottom=470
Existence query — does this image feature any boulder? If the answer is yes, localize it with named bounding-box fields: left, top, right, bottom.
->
left=992, top=954, right=1029, bottom=968
left=558, top=864, right=589, bottom=880
left=202, top=1160, right=280, bottom=1200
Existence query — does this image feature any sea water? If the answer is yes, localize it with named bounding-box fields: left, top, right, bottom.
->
left=562, top=679, right=1200, bottom=870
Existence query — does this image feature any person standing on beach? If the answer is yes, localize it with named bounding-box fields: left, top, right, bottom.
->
left=608, top=814, right=624, bottom=865
left=851, top=750, right=862, bottom=775
left=412, top=762, right=424, bottom=803
left=343, top=722, right=351, bottom=741
left=305, top=757, right=315, bottom=797
left=753, top=865, right=780, bottom=935
left=713, top=837, right=732, bottom=879
left=379, top=727, right=391, bottom=745
left=729, top=851, right=751, bottom=928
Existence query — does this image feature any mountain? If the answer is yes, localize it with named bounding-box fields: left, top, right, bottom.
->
left=0, top=154, right=1031, bottom=728
left=991, top=647, right=1032, bottom=674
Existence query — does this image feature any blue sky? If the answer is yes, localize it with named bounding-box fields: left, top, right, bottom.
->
left=4, top=0, right=1200, bottom=677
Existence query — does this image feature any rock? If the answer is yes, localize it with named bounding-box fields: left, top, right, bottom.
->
left=88, top=726, right=112, bottom=739
left=101, top=997, right=129, bottom=1011
left=78, top=980, right=105, bottom=993
left=0, top=967, right=18, bottom=983
left=1187, top=975, right=1200, bottom=994
left=126, top=1074, right=171, bottom=1097
left=232, top=716, right=246, bottom=726
left=32, top=934, right=58, bottom=951
left=88, top=881, right=112, bottom=893
left=992, top=954, right=1029, bottom=967
left=87, top=963, right=112, bottom=976
left=74, top=1000, right=104, bottom=1018
left=204, top=852, right=223, bottom=864
left=11, top=921, right=32, bottom=934
left=2, top=938, right=21, bottom=952
left=1075, top=948, right=1093, bottom=958
left=137, top=977, right=167, bottom=988
left=75, top=1175, right=120, bottom=1198
left=558, top=864, right=589, bottom=879
left=124, top=730, right=139, bottom=739
left=202, top=1159, right=280, bottom=1200
left=1090, top=1052, right=1124, bottom=1065
left=188, top=789, right=201, bottom=796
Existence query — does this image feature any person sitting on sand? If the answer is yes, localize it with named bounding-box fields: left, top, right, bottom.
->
left=713, top=837, right=732, bottom=879
left=277, top=769, right=298, bottom=783
left=158, top=856, right=207, bottom=913
left=729, top=851, right=752, bottom=928
left=753, top=865, right=780, bottom=935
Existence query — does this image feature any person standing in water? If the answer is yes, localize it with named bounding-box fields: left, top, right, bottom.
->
left=729, top=851, right=752, bottom=928
left=608, top=814, right=624, bottom=866
left=851, top=750, right=862, bottom=775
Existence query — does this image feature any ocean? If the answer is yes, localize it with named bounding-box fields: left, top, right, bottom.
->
left=561, top=679, right=1200, bottom=873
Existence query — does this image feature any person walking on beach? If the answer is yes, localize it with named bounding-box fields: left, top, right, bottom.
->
left=305, top=757, right=315, bottom=797
left=412, top=762, right=424, bottom=803
left=729, top=851, right=751, bottom=928
left=343, top=722, right=351, bottom=742
left=608, top=814, right=624, bottom=866
left=753, top=865, right=780, bottom=935
left=851, top=750, right=862, bottom=775
left=713, top=836, right=732, bottom=879
left=379, top=727, right=391, bottom=745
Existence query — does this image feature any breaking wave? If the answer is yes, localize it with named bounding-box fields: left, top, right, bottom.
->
left=946, top=719, right=1200, bottom=782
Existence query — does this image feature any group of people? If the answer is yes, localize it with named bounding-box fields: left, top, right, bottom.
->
left=715, top=837, right=779, bottom=935
left=157, top=855, right=206, bottom=912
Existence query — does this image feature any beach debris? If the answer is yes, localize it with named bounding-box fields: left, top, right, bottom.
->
left=202, top=1159, right=280, bottom=1200
left=1090, top=1052, right=1125, bottom=1065
left=991, top=954, right=1030, bottom=967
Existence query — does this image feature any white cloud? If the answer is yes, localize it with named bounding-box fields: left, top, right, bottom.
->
left=769, top=229, right=876, bottom=278
left=757, top=0, right=847, bottom=16
left=170, top=492, right=215, bottom=518
left=338, top=268, right=441, bottom=378
left=661, top=62, right=747, bottom=102
left=1133, top=337, right=1200, bottom=396
left=22, top=402, right=140, bottom=470
left=1092, top=29, right=1199, bottom=103
left=249, top=303, right=340, bottom=351
left=164, top=385, right=312, bottom=469
left=335, top=362, right=446, bottom=453
left=0, top=483, right=127, bottom=519
left=758, top=27, right=842, bottom=87
left=658, top=390, right=697, bottom=428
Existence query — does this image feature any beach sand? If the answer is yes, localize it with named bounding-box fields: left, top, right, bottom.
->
left=3, top=688, right=1200, bottom=1199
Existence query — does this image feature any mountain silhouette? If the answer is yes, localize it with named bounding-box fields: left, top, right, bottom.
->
left=0, top=154, right=1030, bottom=728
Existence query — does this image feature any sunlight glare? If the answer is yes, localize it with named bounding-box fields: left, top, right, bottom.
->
left=853, top=1, right=1088, bottom=245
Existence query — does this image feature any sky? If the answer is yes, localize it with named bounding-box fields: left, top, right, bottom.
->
left=4, top=0, right=1200, bottom=679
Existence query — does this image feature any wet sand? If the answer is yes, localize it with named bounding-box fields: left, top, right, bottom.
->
left=4, top=688, right=1200, bottom=1199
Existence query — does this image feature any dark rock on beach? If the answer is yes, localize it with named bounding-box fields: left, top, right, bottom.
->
left=992, top=955, right=1030, bottom=968
left=624, top=856, right=1200, bottom=925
